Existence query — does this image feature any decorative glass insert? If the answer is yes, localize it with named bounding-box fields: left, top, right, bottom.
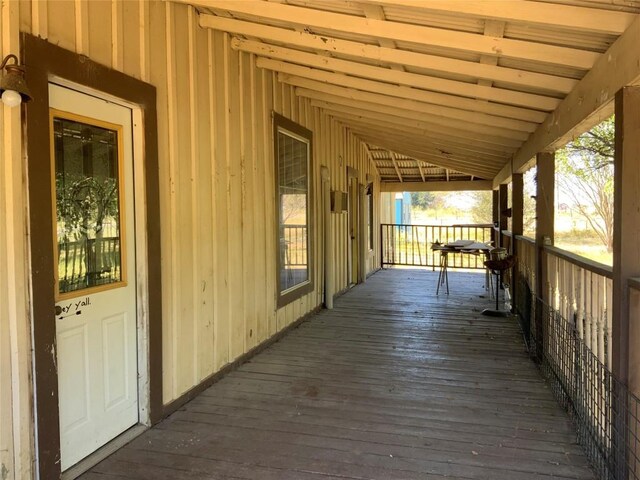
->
left=277, top=129, right=310, bottom=293
left=53, top=116, right=124, bottom=295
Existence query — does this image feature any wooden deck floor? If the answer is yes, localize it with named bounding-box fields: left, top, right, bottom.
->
left=82, top=269, right=595, bottom=480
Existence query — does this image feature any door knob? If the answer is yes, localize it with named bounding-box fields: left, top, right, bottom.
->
left=55, top=305, right=62, bottom=315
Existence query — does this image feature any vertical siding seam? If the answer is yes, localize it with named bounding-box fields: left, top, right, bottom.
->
left=206, top=29, right=218, bottom=372
left=74, top=0, right=89, bottom=55
left=164, top=1, right=180, bottom=401
left=139, top=1, right=150, bottom=82
left=111, top=0, right=124, bottom=71
left=187, top=5, right=200, bottom=386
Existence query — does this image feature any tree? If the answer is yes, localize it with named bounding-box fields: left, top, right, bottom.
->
left=470, top=191, right=492, bottom=224
left=410, top=191, right=435, bottom=209
left=556, top=116, right=614, bottom=252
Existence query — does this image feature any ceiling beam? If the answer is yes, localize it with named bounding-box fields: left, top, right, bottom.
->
left=296, top=86, right=536, bottom=133
left=355, top=133, right=498, bottom=179
left=235, top=39, right=561, bottom=111
left=390, top=152, right=403, bottom=182
left=353, top=132, right=500, bottom=179
left=361, top=142, right=381, bottom=178
left=198, top=15, right=576, bottom=94
left=325, top=107, right=522, bottom=150
left=362, top=0, right=636, bottom=35
left=309, top=99, right=528, bottom=144
left=273, top=67, right=546, bottom=123
left=417, top=160, right=426, bottom=182
left=345, top=124, right=515, bottom=158
left=381, top=180, right=493, bottom=193
left=190, top=1, right=600, bottom=69
left=493, top=13, right=640, bottom=186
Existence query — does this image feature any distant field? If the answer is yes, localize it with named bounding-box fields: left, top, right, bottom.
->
left=409, top=207, right=611, bottom=266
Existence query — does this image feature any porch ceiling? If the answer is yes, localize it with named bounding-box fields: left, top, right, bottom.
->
left=175, top=0, right=640, bottom=183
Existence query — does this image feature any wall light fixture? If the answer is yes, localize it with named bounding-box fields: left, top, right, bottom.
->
left=0, top=54, right=32, bottom=107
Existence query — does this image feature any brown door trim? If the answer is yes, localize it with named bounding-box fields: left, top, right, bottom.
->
left=22, top=34, right=163, bottom=480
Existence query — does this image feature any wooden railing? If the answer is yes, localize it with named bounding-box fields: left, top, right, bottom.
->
left=515, top=235, right=536, bottom=295
left=282, top=224, right=308, bottom=267
left=58, top=236, right=121, bottom=292
left=380, top=223, right=493, bottom=269
left=544, top=245, right=613, bottom=369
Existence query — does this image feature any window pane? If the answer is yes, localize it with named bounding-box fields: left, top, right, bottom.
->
left=278, top=130, right=309, bottom=292
left=53, top=117, right=124, bottom=294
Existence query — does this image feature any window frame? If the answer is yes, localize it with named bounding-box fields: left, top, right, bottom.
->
left=273, top=112, right=314, bottom=308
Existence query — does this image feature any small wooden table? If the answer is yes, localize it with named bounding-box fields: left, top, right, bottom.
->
left=432, top=241, right=492, bottom=295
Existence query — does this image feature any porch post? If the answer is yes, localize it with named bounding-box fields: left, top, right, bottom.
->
left=613, top=86, right=640, bottom=389
left=612, top=85, right=640, bottom=480
left=535, top=152, right=555, bottom=361
left=498, top=183, right=508, bottom=248
left=511, top=173, right=524, bottom=311
left=491, top=188, right=499, bottom=246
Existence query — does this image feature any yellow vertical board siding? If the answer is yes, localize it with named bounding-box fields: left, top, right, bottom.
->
left=252, top=56, right=268, bottom=344
left=212, top=29, right=231, bottom=372
left=195, top=18, right=215, bottom=382
left=240, top=52, right=257, bottom=351
left=264, top=70, right=277, bottom=338
left=0, top=3, right=382, bottom=439
left=47, top=0, right=75, bottom=52
left=147, top=0, right=174, bottom=402
left=225, top=35, right=245, bottom=361
left=1, top=0, right=34, bottom=477
left=87, top=0, right=112, bottom=67
left=121, top=1, right=143, bottom=80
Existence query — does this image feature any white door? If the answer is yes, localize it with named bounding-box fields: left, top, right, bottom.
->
left=50, top=84, right=139, bottom=471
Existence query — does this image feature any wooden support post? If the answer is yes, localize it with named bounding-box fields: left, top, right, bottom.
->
left=491, top=188, right=499, bottom=247
left=612, top=85, right=640, bottom=480
left=512, top=173, right=524, bottom=239
left=511, top=173, right=524, bottom=311
left=613, top=86, right=640, bottom=389
left=535, top=152, right=555, bottom=360
left=499, top=183, right=508, bottom=248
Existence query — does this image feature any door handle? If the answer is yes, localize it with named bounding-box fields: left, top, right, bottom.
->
left=55, top=305, right=62, bottom=316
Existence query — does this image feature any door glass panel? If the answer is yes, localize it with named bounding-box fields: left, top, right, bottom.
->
left=53, top=116, right=124, bottom=295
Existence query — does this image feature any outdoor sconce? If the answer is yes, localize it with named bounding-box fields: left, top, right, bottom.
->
left=0, top=54, right=32, bottom=107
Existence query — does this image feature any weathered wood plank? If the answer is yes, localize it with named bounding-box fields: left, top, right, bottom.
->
left=83, top=269, right=594, bottom=480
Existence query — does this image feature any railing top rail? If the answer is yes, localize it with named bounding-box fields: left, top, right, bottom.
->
left=544, top=244, right=613, bottom=279
left=381, top=223, right=493, bottom=228
left=629, top=277, right=640, bottom=291
left=514, top=234, right=536, bottom=245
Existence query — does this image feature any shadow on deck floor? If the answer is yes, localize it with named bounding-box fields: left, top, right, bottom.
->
left=81, top=268, right=595, bottom=480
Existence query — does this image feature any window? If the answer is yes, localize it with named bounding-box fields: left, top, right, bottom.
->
left=274, top=113, right=313, bottom=307
left=367, top=183, right=374, bottom=251
left=52, top=112, right=126, bottom=298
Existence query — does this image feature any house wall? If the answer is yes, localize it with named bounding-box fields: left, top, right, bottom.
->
left=0, top=1, right=380, bottom=478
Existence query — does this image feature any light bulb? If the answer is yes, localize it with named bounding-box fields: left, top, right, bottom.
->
left=1, top=89, right=22, bottom=107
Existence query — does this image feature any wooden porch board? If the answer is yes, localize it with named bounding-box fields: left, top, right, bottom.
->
left=82, top=269, right=594, bottom=479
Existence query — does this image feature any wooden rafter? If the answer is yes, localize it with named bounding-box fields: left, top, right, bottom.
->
left=193, top=1, right=600, bottom=69
left=390, top=152, right=403, bottom=182
left=198, top=15, right=577, bottom=93
left=381, top=181, right=493, bottom=192
left=274, top=69, right=547, bottom=123
left=235, top=40, right=561, bottom=110
left=309, top=100, right=528, bottom=145
left=494, top=13, right=640, bottom=186
left=417, top=160, right=426, bottom=182
left=297, top=87, right=536, bottom=133
left=362, top=0, right=636, bottom=35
